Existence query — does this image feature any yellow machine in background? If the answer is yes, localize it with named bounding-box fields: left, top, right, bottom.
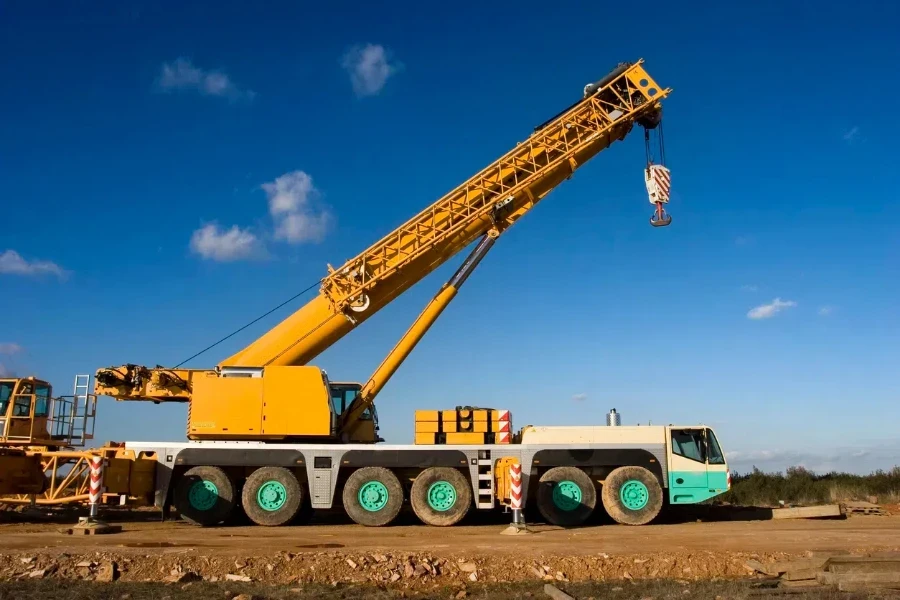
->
left=95, top=61, right=671, bottom=445
left=0, top=376, right=155, bottom=506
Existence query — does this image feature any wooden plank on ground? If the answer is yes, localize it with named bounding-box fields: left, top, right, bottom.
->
left=772, top=558, right=829, bottom=574
left=543, top=583, right=575, bottom=600
left=745, top=560, right=776, bottom=575
left=783, top=567, right=823, bottom=581
left=818, top=572, right=900, bottom=588
left=779, top=580, right=822, bottom=588
left=770, top=505, right=842, bottom=520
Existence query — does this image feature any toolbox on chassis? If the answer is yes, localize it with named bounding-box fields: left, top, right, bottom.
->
left=127, top=423, right=729, bottom=528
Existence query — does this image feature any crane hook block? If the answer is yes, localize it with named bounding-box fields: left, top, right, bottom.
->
left=650, top=202, right=672, bottom=227
left=645, top=164, right=672, bottom=227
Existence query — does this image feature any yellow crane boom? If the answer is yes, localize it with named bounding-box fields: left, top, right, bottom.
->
left=95, top=60, right=670, bottom=442
left=222, top=61, right=668, bottom=370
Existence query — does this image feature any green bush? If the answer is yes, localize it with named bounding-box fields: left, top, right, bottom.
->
left=716, top=465, right=900, bottom=507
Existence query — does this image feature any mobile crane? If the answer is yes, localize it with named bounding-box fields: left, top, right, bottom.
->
left=86, top=60, right=729, bottom=529
left=95, top=60, right=672, bottom=443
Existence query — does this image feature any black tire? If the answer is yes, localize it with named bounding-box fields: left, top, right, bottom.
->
left=342, top=467, right=404, bottom=527
left=173, top=466, right=236, bottom=526
left=601, top=465, right=663, bottom=526
left=410, top=467, right=472, bottom=527
left=241, top=466, right=303, bottom=527
left=536, top=466, right=597, bottom=527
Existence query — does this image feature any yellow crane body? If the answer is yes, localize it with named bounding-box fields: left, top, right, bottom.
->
left=94, top=61, right=670, bottom=443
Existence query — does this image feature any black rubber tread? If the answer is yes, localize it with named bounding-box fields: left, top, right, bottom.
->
left=535, top=466, right=597, bottom=527
left=410, top=467, right=472, bottom=527
left=173, top=466, right=236, bottom=526
left=342, top=466, right=404, bottom=527
left=601, top=465, right=664, bottom=526
left=241, top=466, right=303, bottom=527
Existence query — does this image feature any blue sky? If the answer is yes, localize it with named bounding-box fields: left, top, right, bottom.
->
left=2, top=1, right=898, bottom=474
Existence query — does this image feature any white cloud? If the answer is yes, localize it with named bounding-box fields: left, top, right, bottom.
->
left=0, top=364, right=13, bottom=377
left=747, top=297, right=797, bottom=320
left=190, top=223, right=261, bottom=262
left=157, top=58, right=255, bottom=102
left=740, top=284, right=758, bottom=292
left=818, top=305, right=834, bottom=316
left=0, top=343, right=22, bottom=355
left=341, top=44, right=399, bottom=97
left=842, top=126, right=860, bottom=143
left=262, top=171, right=332, bottom=244
left=0, top=250, right=66, bottom=278
left=572, top=393, right=588, bottom=402
left=734, top=235, right=753, bottom=247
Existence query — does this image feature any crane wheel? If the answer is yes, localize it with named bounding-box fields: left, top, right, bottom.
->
left=241, top=466, right=304, bottom=527
left=536, top=466, right=597, bottom=527
left=410, top=467, right=472, bottom=527
left=342, top=467, right=403, bottom=527
left=173, top=466, right=236, bottom=526
left=601, top=465, right=663, bottom=526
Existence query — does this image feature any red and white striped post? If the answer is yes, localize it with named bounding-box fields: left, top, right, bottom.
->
left=510, top=462, right=524, bottom=528
left=70, top=454, right=120, bottom=534
left=88, top=456, right=105, bottom=520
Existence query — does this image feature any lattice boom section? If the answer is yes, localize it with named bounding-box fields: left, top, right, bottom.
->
left=323, top=62, right=668, bottom=310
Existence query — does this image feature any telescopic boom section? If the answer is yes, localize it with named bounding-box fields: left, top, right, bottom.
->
left=95, top=61, right=669, bottom=403
left=223, top=61, right=668, bottom=369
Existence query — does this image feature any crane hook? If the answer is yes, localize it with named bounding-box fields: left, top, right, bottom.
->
left=650, top=202, right=672, bottom=227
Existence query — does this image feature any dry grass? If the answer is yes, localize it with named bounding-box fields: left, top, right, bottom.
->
left=718, top=466, right=900, bottom=507
left=0, top=579, right=888, bottom=600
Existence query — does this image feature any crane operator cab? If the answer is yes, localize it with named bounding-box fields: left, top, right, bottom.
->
left=187, top=366, right=381, bottom=443
left=330, top=381, right=382, bottom=444
left=0, top=378, right=52, bottom=445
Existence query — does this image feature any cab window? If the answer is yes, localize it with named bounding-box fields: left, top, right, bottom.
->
left=330, top=389, right=346, bottom=414
left=34, top=385, right=50, bottom=418
left=13, top=395, right=32, bottom=417
left=706, top=428, right=725, bottom=465
left=671, top=429, right=706, bottom=463
left=330, top=386, right=361, bottom=416
left=0, top=382, right=14, bottom=415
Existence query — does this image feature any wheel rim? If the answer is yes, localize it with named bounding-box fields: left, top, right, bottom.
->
left=188, top=480, right=219, bottom=511
left=619, top=479, right=649, bottom=510
left=551, top=480, right=582, bottom=511
left=427, top=481, right=457, bottom=512
left=358, top=481, right=389, bottom=512
left=256, top=480, right=288, bottom=512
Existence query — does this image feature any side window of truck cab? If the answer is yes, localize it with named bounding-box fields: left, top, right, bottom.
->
left=671, top=429, right=706, bottom=463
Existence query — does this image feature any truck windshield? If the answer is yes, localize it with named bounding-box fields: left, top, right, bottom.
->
left=706, top=428, right=726, bottom=465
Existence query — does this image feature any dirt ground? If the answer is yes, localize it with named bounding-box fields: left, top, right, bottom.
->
left=2, top=578, right=894, bottom=600
left=2, top=512, right=898, bottom=558
left=0, top=510, right=898, bottom=595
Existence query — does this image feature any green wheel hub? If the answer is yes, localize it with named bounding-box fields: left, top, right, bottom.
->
left=427, top=481, right=457, bottom=512
left=188, top=480, right=219, bottom=511
left=256, top=480, right=288, bottom=512
left=551, top=480, right=583, bottom=512
left=358, top=481, right=389, bottom=512
left=619, top=479, right=649, bottom=510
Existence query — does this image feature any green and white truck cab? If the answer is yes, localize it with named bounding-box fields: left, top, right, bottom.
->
left=666, top=425, right=730, bottom=504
